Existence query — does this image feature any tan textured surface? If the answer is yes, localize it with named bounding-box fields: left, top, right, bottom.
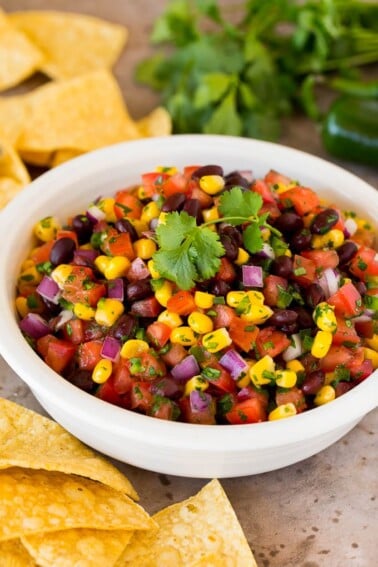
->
left=0, top=538, right=36, bottom=567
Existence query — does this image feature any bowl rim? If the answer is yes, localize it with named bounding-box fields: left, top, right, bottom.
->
left=0, top=134, right=377, bottom=452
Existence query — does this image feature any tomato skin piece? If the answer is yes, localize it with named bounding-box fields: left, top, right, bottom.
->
left=77, top=340, right=103, bottom=371
left=327, top=282, right=363, bottom=317
left=161, top=173, right=189, bottom=197
left=292, top=255, right=317, bottom=287
left=30, top=240, right=55, bottom=265
left=225, top=397, right=267, bottom=424
left=61, top=266, right=106, bottom=307
left=114, top=191, right=143, bottom=220
left=256, top=327, right=291, bottom=358
left=43, top=338, right=76, bottom=373
left=167, top=291, right=196, bottom=316
left=101, top=232, right=135, bottom=260
left=301, top=249, right=339, bottom=271
left=278, top=186, right=320, bottom=216
left=146, top=321, right=172, bottom=349
left=229, top=317, right=259, bottom=352
left=349, top=246, right=378, bottom=281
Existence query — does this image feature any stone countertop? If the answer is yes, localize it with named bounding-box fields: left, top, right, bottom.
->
left=0, top=1, right=377, bottom=566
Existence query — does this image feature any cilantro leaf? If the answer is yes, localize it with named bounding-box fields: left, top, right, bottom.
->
left=153, top=245, right=198, bottom=290
left=219, top=187, right=262, bottom=221
left=191, top=227, right=224, bottom=280
left=243, top=222, right=264, bottom=253
left=155, top=211, right=196, bottom=249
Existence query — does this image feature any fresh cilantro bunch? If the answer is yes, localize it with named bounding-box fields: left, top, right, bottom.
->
left=153, top=187, right=273, bottom=289
left=136, top=0, right=378, bottom=139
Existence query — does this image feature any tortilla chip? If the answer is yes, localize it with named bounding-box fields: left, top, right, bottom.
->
left=18, top=150, right=53, bottom=167
left=16, top=70, right=140, bottom=153
left=137, top=107, right=172, bottom=138
left=0, top=539, right=36, bottom=567
left=9, top=11, right=127, bottom=80
left=0, top=467, right=154, bottom=541
left=22, top=529, right=133, bottom=567
left=116, top=479, right=257, bottom=567
left=0, top=10, right=44, bottom=92
left=0, top=397, right=138, bottom=500
left=0, top=94, right=28, bottom=146
left=0, top=140, right=30, bottom=207
left=51, top=148, right=84, bottom=167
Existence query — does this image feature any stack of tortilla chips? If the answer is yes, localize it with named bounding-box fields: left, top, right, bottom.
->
left=0, top=9, right=171, bottom=209
left=0, top=398, right=258, bottom=566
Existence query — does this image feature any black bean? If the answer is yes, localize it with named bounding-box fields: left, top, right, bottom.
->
left=311, top=208, right=339, bottom=235
left=290, top=228, right=312, bottom=252
left=224, top=173, right=250, bottom=189
left=66, top=369, right=96, bottom=393
left=72, top=214, right=93, bottom=243
left=191, top=165, right=224, bottom=179
left=280, top=322, right=299, bottom=334
left=354, top=281, right=367, bottom=296
left=305, top=283, right=326, bottom=308
left=293, top=307, right=315, bottom=329
left=271, top=255, right=293, bottom=278
left=111, top=314, right=137, bottom=341
left=50, top=237, right=76, bottom=266
left=183, top=199, right=203, bottom=224
left=274, top=212, right=304, bottom=235
left=161, top=192, right=186, bottom=212
left=220, top=234, right=239, bottom=261
left=210, top=280, right=231, bottom=296
left=219, top=225, right=243, bottom=247
left=337, top=241, right=358, bottom=265
left=114, top=218, right=138, bottom=241
left=302, top=370, right=325, bottom=395
left=269, top=309, right=298, bottom=328
left=126, top=280, right=152, bottom=302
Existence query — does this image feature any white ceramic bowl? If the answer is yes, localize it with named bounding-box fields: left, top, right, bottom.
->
left=0, top=135, right=377, bottom=478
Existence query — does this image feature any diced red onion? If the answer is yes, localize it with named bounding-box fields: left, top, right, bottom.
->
left=237, top=387, right=252, bottom=402
left=36, top=276, right=61, bottom=304
left=344, top=217, right=357, bottom=237
left=101, top=336, right=121, bottom=362
left=219, top=349, right=248, bottom=380
left=73, top=249, right=99, bottom=267
left=238, top=170, right=254, bottom=183
left=54, top=309, right=74, bottom=330
left=151, top=377, right=182, bottom=398
left=86, top=205, right=105, bottom=224
left=318, top=268, right=340, bottom=298
left=352, top=311, right=373, bottom=323
left=261, top=242, right=275, bottom=259
left=149, top=218, right=159, bottom=230
left=107, top=278, right=124, bottom=301
left=189, top=390, right=212, bottom=412
left=242, top=265, right=263, bottom=288
left=19, top=313, right=51, bottom=339
left=171, top=355, right=200, bottom=382
left=127, top=257, right=150, bottom=282
left=282, top=333, right=303, bottom=362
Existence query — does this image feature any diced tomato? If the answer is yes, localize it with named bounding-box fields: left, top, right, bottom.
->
left=112, top=358, right=133, bottom=394
left=263, top=274, right=288, bottom=307
left=130, top=352, right=166, bottom=380
left=161, top=343, right=187, bottom=367
left=292, top=254, right=317, bottom=287
left=82, top=320, right=108, bottom=341
left=328, top=282, right=363, bottom=317
left=215, top=257, right=236, bottom=282
left=201, top=360, right=236, bottom=394
left=212, top=304, right=236, bottom=329
left=187, top=185, right=214, bottom=208
left=351, top=359, right=374, bottom=383
left=131, top=296, right=162, bottom=318
left=40, top=337, right=76, bottom=373
left=259, top=201, right=281, bottom=221
left=96, top=376, right=131, bottom=409
left=62, top=318, right=85, bottom=345
left=319, top=345, right=354, bottom=373
left=256, top=327, right=291, bottom=358
left=148, top=396, right=179, bottom=421
left=30, top=240, right=55, bottom=264
left=101, top=232, right=135, bottom=260
left=183, top=165, right=202, bottom=178
left=275, top=387, right=307, bottom=413
left=264, top=169, right=292, bottom=187
left=225, top=397, right=267, bottom=424
left=349, top=246, right=378, bottom=281
left=114, top=190, right=143, bottom=220
left=141, top=171, right=170, bottom=198
left=146, top=321, right=172, bottom=348
left=61, top=266, right=106, bottom=307
left=36, top=334, right=58, bottom=358
left=131, top=381, right=153, bottom=412
left=301, top=249, right=339, bottom=271
left=161, top=172, right=189, bottom=197
left=56, top=229, right=78, bottom=248
left=77, top=340, right=103, bottom=371
left=332, top=317, right=360, bottom=347
left=179, top=396, right=216, bottom=425
left=252, top=179, right=276, bottom=204
left=167, top=291, right=196, bottom=315
left=351, top=227, right=375, bottom=248
left=278, top=186, right=320, bottom=216
left=354, top=318, right=375, bottom=339
left=229, top=317, right=259, bottom=352
left=344, top=346, right=365, bottom=376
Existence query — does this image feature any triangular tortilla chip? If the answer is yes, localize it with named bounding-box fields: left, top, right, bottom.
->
left=0, top=538, right=36, bottom=567
left=0, top=139, right=30, bottom=208
left=0, top=397, right=138, bottom=500
left=9, top=11, right=127, bottom=80
left=116, top=479, right=257, bottom=567
left=0, top=9, right=44, bottom=92
left=136, top=107, right=172, bottom=138
left=0, top=94, right=29, bottom=146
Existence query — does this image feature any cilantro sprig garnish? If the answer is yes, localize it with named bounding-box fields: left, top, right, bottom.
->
left=153, top=187, right=279, bottom=290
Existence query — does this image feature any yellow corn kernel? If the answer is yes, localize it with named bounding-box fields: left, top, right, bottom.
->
left=355, top=216, right=372, bottom=231
left=95, top=298, right=124, bottom=327
left=286, top=359, right=305, bottom=373
left=155, top=165, right=177, bottom=175
left=268, top=403, right=297, bottom=421
left=50, top=264, right=73, bottom=287
left=137, top=185, right=150, bottom=200
left=235, top=248, right=250, bottom=266
left=147, top=259, right=161, bottom=279
left=158, top=212, right=168, bottom=225
left=94, top=255, right=110, bottom=275
left=184, top=375, right=209, bottom=396
left=314, top=385, right=336, bottom=406
left=226, top=291, right=248, bottom=308
left=92, top=359, right=113, bottom=384
left=284, top=248, right=292, bottom=257
left=202, top=327, right=232, bottom=353
left=275, top=370, right=297, bottom=388
left=202, top=206, right=219, bottom=223
left=170, top=326, right=197, bottom=346
left=246, top=291, right=265, bottom=305
left=154, top=280, right=174, bottom=307
left=363, top=347, right=378, bottom=369
left=199, top=175, right=225, bottom=195
left=194, top=291, right=215, bottom=309
left=121, top=339, right=149, bottom=359
left=34, top=216, right=61, bottom=242
left=97, top=197, right=117, bottom=222
left=104, top=256, right=130, bottom=280
left=313, top=302, right=337, bottom=332
left=261, top=227, right=271, bottom=241
left=273, top=182, right=291, bottom=195
left=128, top=218, right=149, bottom=236
left=312, top=229, right=345, bottom=250
left=134, top=238, right=157, bottom=260
left=236, top=373, right=250, bottom=388
left=311, top=330, right=333, bottom=358
left=158, top=309, right=183, bottom=329
left=15, top=297, right=29, bottom=318
left=18, top=265, right=42, bottom=286
left=241, top=303, right=273, bottom=324
left=365, top=334, right=378, bottom=351
left=21, top=258, right=36, bottom=271
left=324, top=371, right=336, bottom=385
left=249, top=355, right=275, bottom=386
left=188, top=311, right=214, bottom=334
left=140, top=201, right=160, bottom=224
left=73, top=302, right=95, bottom=320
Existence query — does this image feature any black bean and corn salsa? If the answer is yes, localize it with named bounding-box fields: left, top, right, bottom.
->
left=16, top=164, right=378, bottom=424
